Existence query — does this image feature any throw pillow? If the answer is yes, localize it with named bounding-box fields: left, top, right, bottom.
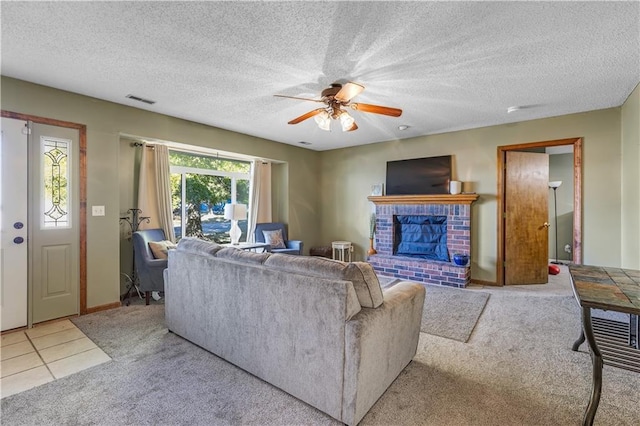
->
left=262, top=229, right=286, bottom=249
left=148, top=240, right=177, bottom=260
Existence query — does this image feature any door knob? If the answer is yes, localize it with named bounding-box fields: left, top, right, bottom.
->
left=14, top=222, right=24, bottom=229
left=543, top=222, right=550, bottom=228
left=13, top=236, right=24, bottom=244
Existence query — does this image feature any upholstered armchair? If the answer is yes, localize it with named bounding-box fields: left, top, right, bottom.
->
left=254, top=223, right=303, bottom=255
left=132, top=228, right=170, bottom=304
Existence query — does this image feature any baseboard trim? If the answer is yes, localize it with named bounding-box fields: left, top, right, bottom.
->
left=470, top=278, right=499, bottom=286
left=85, top=301, right=121, bottom=314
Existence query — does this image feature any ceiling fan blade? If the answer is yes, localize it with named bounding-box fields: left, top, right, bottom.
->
left=288, top=108, right=325, bottom=125
left=274, top=94, right=324, bottom=103
left=351, top=103, right=403, bottom=117
left=334, top=82, right=365, bottom=103
left=346, top=122, right=358, bottom=132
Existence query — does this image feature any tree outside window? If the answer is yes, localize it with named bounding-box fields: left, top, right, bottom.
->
left=169, top=151, right=250, bottom=243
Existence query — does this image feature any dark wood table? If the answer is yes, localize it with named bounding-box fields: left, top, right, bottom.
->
left=568, top=265, right=640, bottom=426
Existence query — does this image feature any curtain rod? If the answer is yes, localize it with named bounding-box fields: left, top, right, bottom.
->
left=132, top=141, right=154, bottom=149
left=129, top=139, right=273, bottom=163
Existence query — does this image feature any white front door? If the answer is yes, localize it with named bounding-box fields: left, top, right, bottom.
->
left=0, top=117, right=80, bottom=331
left=30, top=122, right=80, bottom=323
left=1, top=117, right=29, bottom=331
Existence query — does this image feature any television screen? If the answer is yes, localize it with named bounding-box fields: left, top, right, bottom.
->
left=386, top=155, right=452, bottom=195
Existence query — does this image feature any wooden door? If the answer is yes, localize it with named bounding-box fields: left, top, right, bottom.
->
left=504, top=151, right=549, bottom=285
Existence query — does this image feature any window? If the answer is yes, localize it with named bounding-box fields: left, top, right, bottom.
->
left=42, top=136, right=71, bottom=228
left=169, top=151, right=250, bottom=243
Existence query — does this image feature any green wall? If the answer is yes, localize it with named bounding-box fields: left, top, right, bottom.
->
left=118, top=137, right=141, bottom=287
left=319, top=108, right=627, bottom=283
left=2, top=75, right=638, bottom=298
left=1, top=76, right=322, bottom=308
left=548, top=153, right=574, bottom=262
left=621, top=82, right=640, bottom=269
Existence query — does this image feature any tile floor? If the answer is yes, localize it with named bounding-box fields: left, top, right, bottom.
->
left=0, top=319, right=111, bottom=399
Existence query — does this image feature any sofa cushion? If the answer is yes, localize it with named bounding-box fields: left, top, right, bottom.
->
left=263, top=254, right=384, bottom=308
left=176, top=237, right=223, bottom=257
left=262, top=229, right=287, bottom=249
left=216, top=247, right=271, bottom=265
left=148, top=240, right=177, bottom=259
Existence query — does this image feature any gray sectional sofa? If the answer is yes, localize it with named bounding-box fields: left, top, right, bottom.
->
left=165, top=237, right=426, bottom=425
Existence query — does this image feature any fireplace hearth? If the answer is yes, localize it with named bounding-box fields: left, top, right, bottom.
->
left=367, top=194, right=479, bottom=288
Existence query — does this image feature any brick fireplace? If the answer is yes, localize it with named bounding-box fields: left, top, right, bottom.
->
left=367, top=194, right=479, bottom=288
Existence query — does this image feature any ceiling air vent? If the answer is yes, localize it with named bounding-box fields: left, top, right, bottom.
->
left=126, top=94, right=156, bottom=105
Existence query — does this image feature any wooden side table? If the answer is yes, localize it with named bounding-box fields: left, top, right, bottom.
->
left=332, top=241, right=352, bottom=262
left=568, top=265, right=640, bottom=426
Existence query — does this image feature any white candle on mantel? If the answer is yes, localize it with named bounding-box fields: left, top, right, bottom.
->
left=449, top=181, right=462, bottom=195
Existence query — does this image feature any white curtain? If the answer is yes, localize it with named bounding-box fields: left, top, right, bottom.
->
left=247, top=160, right=272, bottom=242
left=137, top=146, right=159, bottom=231
left=154, top=145, right=176, bottom=241
left=137, top=144, right=176, bottom=242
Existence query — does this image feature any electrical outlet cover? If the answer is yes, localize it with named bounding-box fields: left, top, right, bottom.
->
left=92, top=205, right=105, bottom=216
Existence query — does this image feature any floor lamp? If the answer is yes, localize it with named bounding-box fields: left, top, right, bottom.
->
left=548, top=181, right=562, bottom=264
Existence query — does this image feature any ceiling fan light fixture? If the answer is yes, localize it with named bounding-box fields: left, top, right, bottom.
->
left=275, top=82, right=402, bottom=133
left=314, top=110, right=331, bottom=131
left=339, top=111, right=355, bottom=132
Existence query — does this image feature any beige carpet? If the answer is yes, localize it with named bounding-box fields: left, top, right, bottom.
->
left=1, top=265, right=639, bottom=425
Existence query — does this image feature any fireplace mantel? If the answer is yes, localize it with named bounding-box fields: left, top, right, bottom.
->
left=367, top=194, right=479, bottom=205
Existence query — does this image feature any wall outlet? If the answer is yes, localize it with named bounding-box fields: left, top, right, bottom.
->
left=92, top=205, right=105, bottom=216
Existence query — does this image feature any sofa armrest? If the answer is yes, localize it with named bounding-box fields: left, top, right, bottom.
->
left=146, top=259, right=168, bottom=269
left=286, top=240, right=303, bottom=254
left=341, top=282, right=425, bottom=426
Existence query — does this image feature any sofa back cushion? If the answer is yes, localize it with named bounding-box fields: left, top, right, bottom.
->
left=216, top=247, right=271, bottom=264
left=263, top=254, right=384, bottom=308
left=176, top=237, right=223, bottom=257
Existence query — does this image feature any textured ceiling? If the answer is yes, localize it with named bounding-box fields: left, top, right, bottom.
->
left=2, top=1, right=639, bottom=151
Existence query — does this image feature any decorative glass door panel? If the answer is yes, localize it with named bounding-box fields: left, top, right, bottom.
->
left=41, top=136, right=71, bottom=228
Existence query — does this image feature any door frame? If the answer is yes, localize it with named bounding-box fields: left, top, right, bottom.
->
left=1, top=110, right=88, bottom=315
left=497, top=137, right=582, bottom=286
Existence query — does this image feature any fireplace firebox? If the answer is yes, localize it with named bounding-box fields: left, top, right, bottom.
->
left=393, top=215, right=449, bottom=262
left=367, top=194, right=478, bottom=288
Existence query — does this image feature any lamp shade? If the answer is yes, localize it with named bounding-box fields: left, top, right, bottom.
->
left=339, top=111, right=355, bottom=132
left=548, top=181, right=562, bottom=189
left=224, top=203, right=247, bottom=221
left=314, top=110, right=331, bottom=131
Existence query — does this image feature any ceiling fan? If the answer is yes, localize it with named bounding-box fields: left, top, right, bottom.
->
left=274, top=82, right=402, bottom=132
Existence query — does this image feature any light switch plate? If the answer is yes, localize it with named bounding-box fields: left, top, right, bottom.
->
left=92, top=205, right=105, bottom=216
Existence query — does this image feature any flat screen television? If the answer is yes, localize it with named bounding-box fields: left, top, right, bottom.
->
left=386, top=155, right=452, bottom=195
